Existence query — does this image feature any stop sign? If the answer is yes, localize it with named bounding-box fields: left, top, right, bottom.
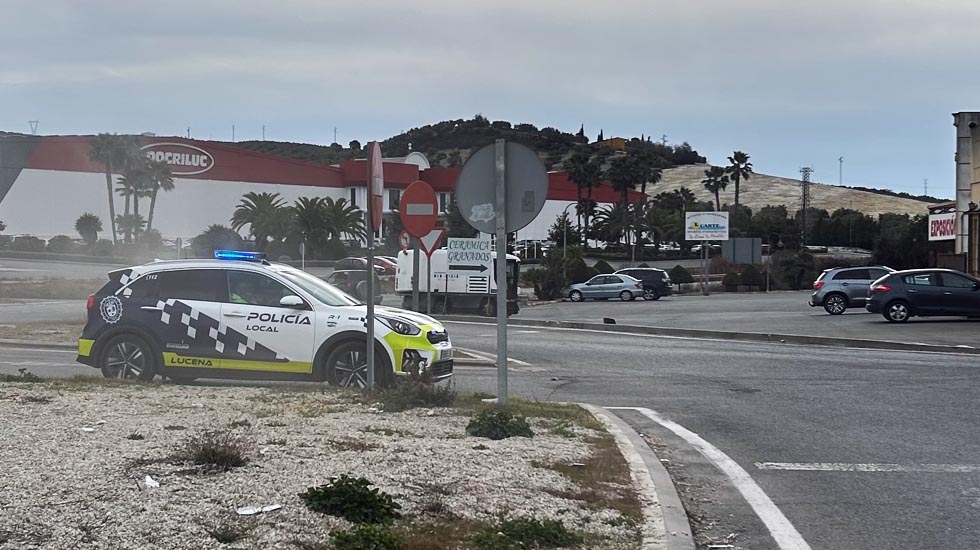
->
left=399, top=180, right=438, bottom=238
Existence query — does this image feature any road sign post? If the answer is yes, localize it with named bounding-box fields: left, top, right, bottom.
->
left=366, top=141, right=384, bottom=389
left=399, top=180, right=440, bottom=315
left=455, top=140, right=547, bottom=406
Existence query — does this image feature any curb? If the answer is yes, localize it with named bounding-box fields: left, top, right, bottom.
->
left=0, top=339, right=75, bottom=350
left=439, top=315, right=980, bottom=356
left=581, top=404, right=695, bottom=550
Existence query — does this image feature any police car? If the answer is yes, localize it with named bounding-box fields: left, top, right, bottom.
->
left=76, top=251, right=453, bottom=386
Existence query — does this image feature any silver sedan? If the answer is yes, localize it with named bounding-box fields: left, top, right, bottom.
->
left=565, top=274, right=644, bottom=302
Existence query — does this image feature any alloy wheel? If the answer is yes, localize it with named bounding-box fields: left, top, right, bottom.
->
left=333, top=349, right=368, bottom=388
left=106, top=342, right=144, bottom=379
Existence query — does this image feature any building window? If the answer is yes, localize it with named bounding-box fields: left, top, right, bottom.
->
left=349, top=188, right=356, bottom=207
left=439, top=193, right=448, bottom=213
left=388, top=189, right=400, bottom=211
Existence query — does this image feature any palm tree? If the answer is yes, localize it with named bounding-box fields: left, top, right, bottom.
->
left=726, top=151, right=753, bottom=208
left=145, top=160, right=175, bottom=232
left=230, top=192, right=288, bottom=251
left=115, top=214, right=146, bottom=242
left=702, top=166, right=730, bottom=211
left=606, top=156, right=638, bottom=207
left=591, top=203, right=632, bottom=246
left=292, top=197, right=328, bottom=251
left=74, top=213, right=103, bottom=247
left=88, top=134, right=141, bottom=245
left=116, top=164, right=152, bottom=242
left=564, top=150, right=601, bottom=239
left=322, top=197, right=366, bottom=242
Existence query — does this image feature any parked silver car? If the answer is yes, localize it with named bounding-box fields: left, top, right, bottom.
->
left=565, top=274, right=644, bottom=302
left=809, top=265, right=894, bottom=314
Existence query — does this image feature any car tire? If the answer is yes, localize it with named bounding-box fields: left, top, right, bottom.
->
left=643, top=288, right=660, bottom=301
left=823, top=294, right=848, bottom=315
left=355, top=281, right=369, bottom=300
left=883, top=300, right=911, bottom=323
left=324, top=340, right=390, bottom=388
left=619, top=290, right=634, bottom=302
left=99, top=334, right=157, bottom=381
left=569, top=290, right=583, bottom=302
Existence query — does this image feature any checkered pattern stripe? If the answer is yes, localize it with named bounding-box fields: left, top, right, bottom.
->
left=154, top=300, right=287, bottom=362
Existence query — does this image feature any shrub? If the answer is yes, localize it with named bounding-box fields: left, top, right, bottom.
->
left=12, top=236, right=45, bottom=253
left=179, top=429, right=251, bottom=471
left=371, top=375, right=456, bottom=412
left=92, top=239, right=114, bottom=257
left=669, top=265, right=694, bottom=285
left=722, top=271, right=741, bottom=290
left=466, top=409, right=534, bottom=440
left=300, top=475, right=402, bottom=524
left=472, top=519, right=582, bottom=550
left=592, top=259, right=614, bottom=274
left=567, top=258, right=596, bottom=284
left=769, top=249, right=817, bottom=290
left=637, top=262, right=650, bottom=268
left=46, top=235, right=75, bottom=254
left=330, top=525, right=403, bottom=550
left=740, top=265, right=764, bottom=288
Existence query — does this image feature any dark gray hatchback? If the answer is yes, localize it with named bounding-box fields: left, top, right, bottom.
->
left=614, top=268, right=672, bottom=300
left=866, top=268, right=980, bottom=322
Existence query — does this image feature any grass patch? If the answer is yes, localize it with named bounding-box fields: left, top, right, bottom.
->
left=330, top=524, right=403, bottom=550
left=466, top=409, right=534, bottom=440
left=547, top=419, right=576, bottom=438
left=265, top=419, right=288, bottom=427
left=471, top=518, right=582, bottom=550
left=0, top=368, right=43, bottom=383
left=296, top=401, right=347, bottom=418
left=20, top=394, right=53, bottom=404
left=327, top=437, right=379, bottom=452
left=0, top=320, right=84, bottom=344
left=535, top=433, right=642, bottom=524
left=363, top=376, right=456, bottom=413
left=0, top=279, right=103, bottom=300
left=362, top=426, right=412, bottom=437
left=264, top=438, right=287, bottom=446
left=456, top=396, right=602, bottom=431
left=229, top=419, right=251, bottom=429
left=300, top=475, right=402, bottom=524
left=206, top=521, right=251, bottom=544
left=177, top=429, right=251, bottom=472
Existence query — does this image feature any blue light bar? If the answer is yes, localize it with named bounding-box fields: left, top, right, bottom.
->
left=214, top=250, right=267, bottom=262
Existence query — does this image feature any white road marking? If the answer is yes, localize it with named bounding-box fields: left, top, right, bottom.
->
left=610, top=406, right=812, bottom=550
left=455, top=347, right=532, bottom=366
left=756, top=462, right=980, bottom=473
left=513, top=330, right=540, bottom=334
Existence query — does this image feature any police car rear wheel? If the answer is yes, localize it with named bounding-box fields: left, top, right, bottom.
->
left=100, top=335, right=157, bottom=381
left=325, top=341, right=390, bottom=388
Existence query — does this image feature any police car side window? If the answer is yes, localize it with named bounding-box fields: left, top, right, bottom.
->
left=156, top=270, right=227, bottom=302
left=121, top=275, right=158, bottom=299
left=227, top=271, right=296, bottom=308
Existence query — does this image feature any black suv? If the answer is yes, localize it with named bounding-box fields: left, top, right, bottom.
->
left=325, top=270, right=383, bottom=304
left=614, top=268, right=672, bottom=300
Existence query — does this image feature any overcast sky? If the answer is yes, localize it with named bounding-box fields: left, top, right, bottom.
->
left=3, top=0, right=979, bottom=198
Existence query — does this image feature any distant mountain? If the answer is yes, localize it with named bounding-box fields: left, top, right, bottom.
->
left=658, top=164, right=944, bottom=218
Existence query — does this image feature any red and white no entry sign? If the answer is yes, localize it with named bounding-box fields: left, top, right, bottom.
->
left=399, top=180, right=438, bottom=238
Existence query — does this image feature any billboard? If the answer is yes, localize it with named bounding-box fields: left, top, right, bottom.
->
left=685, top=211, right=729, bottom=241
left=929, top=211, right=956, bottom=241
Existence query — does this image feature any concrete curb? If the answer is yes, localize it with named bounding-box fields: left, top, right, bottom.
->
left=581, top=404, right=695, bottom=550
left=0, top=339, right=75, bottom=350
left=440, top=315, right=980, bottom=355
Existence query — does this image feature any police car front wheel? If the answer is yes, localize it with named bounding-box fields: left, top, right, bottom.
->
left=100, top=335, right=157, bottom=381
left=324, top=341, right=390, bottom=388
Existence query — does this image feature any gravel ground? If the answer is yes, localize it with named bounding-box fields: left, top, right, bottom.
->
left=0, top=381, right=638, bottom=549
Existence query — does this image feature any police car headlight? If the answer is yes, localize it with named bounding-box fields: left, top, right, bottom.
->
left=378, top=316, right=421, bottom=336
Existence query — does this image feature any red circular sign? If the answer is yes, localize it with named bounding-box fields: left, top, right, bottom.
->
left=399, top=180, right=438, bottom=238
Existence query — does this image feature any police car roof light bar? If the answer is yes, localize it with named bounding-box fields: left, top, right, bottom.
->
left=214, top=250, right=267, bottom=262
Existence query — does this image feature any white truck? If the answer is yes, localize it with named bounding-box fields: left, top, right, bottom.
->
left=395, top=248, right=520, bottom=316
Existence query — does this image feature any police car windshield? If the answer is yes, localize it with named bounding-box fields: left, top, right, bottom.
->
left=276, top=269, right=362, bottom=307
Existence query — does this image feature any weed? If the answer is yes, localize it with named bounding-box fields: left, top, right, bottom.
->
left=471, top=518, right=582, bottom=550
left=328, top=438, right=379, bottom=452
left=548, top=419, right=576, bottom=438
left=466, top=409, right=534, bottom=440
left=254, top=406, right=283, bottom=419
left=229, top=419, right=251, bottom=429
left=163, top=425, right=186, bottom=431
left=362, top=426, right=411, bottom=437
left=265, top=420, right=288, bottom=427
left=472, top=444, right=489, bottom=451
left=296, top=401, right=346, bottom=417
left=365, top=376, right=456, bottom=413
left=178, top=429, right=251, bottom=472
left=126, top=432, right=145, bottom=441
left=0, top=368, right=43, bottom=383
left=207, top=522, right=251, bottom=544
left=20, top=394, right=53, bottom=404
left=456, top=397, right=602, bottom=431
left=264, top=438, right=287, bottom=446
left=330, top=524, right=403, bottom=550
left=299, top=475, right=401, bottom=524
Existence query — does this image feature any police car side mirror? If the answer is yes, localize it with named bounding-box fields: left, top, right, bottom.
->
left=280, top=295, right=305, bottom=308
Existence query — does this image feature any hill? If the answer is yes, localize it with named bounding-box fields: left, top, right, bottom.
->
left=658, top=164, right=943, bottom=218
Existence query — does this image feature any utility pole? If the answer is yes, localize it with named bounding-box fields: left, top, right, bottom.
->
left=924, top=178, right=928, bottom=196
left=661, top=134, right=668, bottom=146
left=800, top=166, right=813, bottom=247
left=838, top=156, right=843, bottom=186
left=232, top=124, right=235, bottom=142
left=334, top=127, right=338, bottom=144
left=28, top=121, right=38, bottom=135
left=262, top=125, right=266, bottom=140
left=186, top=127, right=191, bottom=139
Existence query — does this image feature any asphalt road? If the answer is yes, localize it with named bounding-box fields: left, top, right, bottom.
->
left=5, top=323, right=979, bottom=549
left=516, top=290, right=980, bottom=348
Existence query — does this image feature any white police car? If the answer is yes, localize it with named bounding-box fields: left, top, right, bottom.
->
left=76, top=251, right=453, bottom=386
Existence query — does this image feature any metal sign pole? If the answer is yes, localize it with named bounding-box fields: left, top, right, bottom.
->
left=412, top=238, right=421, bottom=312
left=494, top=139, right=508, bottom=405
left=701, top=240, right=708, bottom=296
left=426, top=254, right=432, bottom=314
left=366, top=220, right=376, bottom=389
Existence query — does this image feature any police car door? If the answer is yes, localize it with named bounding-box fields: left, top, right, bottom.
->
left=221, top=270, right=316, bottom=374
left=151, top=269, right=227, bottom=370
